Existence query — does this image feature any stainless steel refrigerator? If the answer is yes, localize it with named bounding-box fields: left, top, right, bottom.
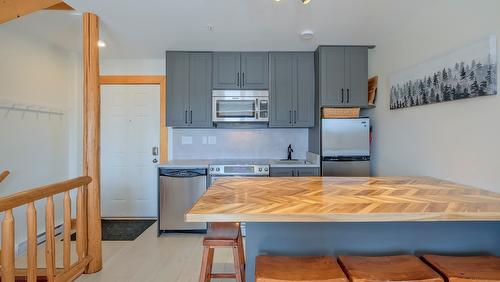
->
left=321, top=118, right=370, bottom=176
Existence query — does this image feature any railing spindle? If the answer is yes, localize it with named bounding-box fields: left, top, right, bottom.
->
left=27, top=202, right=38, bottom=282
left=63, top=191, right=71, bottom=270
left=1, top=209, right=15, bottom=282
left=76, top=185, right=88, bottom=261
left=45, top=196, right=56, bottom=281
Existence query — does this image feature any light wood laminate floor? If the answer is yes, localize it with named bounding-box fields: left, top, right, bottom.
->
left=15, top=223, right=239, bottom=282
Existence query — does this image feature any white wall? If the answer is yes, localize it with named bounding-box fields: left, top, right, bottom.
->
left=369, top=0, right=500, bottom=192
left=0, top=24, right=81, bottom=251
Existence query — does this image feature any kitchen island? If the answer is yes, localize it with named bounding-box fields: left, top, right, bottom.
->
left=186, top=177, right=500, bottom=281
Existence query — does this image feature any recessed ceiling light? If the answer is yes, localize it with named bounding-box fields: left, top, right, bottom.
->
left=97, top=40, right=106, bottom=48
left=301, top=0, right=311, bottom=4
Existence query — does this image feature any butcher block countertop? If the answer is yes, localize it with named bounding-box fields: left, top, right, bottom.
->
left=185, top=177, right=500, bottom=223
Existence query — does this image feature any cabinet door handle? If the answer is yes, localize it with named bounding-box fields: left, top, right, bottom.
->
left=237, top=73, right=240, bottom=87
left=190, top=110, right=193, bottom=124
left=185, top=110, right=188, bottom=124
left=291, top=170, right=295, bottom=176
left=242, top=73, right=245, bottom=87
left=289, top=110, right=292, bottom=124
left=294, top=110, right=297, bottom=124
left=347, top=89, right=350, bottom=104
left=296, top=170, right=300, bottom=177
left=341, top=88, right=344, bottom=103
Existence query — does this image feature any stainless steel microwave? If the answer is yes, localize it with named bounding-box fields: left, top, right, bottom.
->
left=212, top=90, right=269, bottom=122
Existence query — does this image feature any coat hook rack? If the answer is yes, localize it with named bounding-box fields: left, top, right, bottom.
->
left=0, top=99, right=64, bottom=115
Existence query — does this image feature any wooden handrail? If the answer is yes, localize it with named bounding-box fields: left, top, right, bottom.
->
left=0, top=170, right=9, bottom=183
left=0, top=176, right=91, bottom=212
left=1, top=176, right=93, bottom=282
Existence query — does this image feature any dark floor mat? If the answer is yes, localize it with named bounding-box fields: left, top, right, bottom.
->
left=68, top=219, right=156, bottom=241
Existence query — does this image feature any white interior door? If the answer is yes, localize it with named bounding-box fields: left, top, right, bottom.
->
left=101, top=85, right=160, bottom=218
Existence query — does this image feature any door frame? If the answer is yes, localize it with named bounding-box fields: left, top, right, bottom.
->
left=99, top=75, right=168, bottom=163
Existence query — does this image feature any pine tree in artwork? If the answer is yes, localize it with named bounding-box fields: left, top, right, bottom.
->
left=433, top=73, right=439, bottom=87
left=460, top=65, right=467, bottom=80
left=471, top=80, right=480, bottom=96
left=443, top=85, right=452, bottom=101
left=442, top=68, right=448, bottom=81
left=469, top=70, right=475, bottom=81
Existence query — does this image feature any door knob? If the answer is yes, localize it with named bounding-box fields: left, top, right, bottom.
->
left=152, top=158, right=158, bottom=164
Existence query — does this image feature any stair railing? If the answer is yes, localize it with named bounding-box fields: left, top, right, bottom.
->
left=0, top=176, right=92, bottom=282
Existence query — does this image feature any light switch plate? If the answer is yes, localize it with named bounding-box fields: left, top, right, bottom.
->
left=181, top=136, right=193, bottom=145
left=202, top=136, right=208, bottom=145
left=208, top=136, right=216, bottom=145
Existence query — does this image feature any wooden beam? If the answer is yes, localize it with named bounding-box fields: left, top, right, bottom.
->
left=0, top=0, right=62, bottom=24
left=83, top=12, right=102, bottom=274
left=99, top=75, right=168, bottom=163
left=44, top=2, right=73, bottom=10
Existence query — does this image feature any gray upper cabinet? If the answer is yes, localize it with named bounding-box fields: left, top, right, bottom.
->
left=188, top=53, right=212, bottom=127
left=166, top=52, right=190, bottom=127
left=294, top=53, right=315, bottom=127
left=269, top=52, right=314, bottom=128
left=212, top=52, right=240, bottom=90
left=166, top=51, right=213, bottom=127
left=213, top=52, right=268, bottom=90
left=241, top=52, right=269, bottom=89
left=318, top=46, right=368, bottom=108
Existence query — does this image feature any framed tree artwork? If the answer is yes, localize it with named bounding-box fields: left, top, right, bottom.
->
left=390, top=36, right=497, bottom=109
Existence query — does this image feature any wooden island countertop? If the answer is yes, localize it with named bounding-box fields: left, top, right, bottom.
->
left=185, top=176, right=500, bottom=222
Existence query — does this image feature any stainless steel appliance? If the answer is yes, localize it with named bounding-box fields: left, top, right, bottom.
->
left=321, top=118, right=370, bottom=176
left=159, top=168, right=207, bottom=232
left=208, top=161, right=270, bottom=236
left=212, top=90, right=269, bottom=123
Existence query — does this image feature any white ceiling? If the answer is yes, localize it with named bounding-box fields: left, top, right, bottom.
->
left=3, top=0, right=453, bottom=59
left=64, top=0, right=441, bottom=59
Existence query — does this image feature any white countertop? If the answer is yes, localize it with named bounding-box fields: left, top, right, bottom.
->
left=158, top=153, right=320, bottom=169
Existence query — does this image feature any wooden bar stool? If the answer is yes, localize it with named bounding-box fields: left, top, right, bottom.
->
left=338, top=255, right=444, bottom=282
left=422, top=255, right=500, bottom=281
left=255, top=256, right=349, bottom=282
left=199, top=222, right=245, bottom=282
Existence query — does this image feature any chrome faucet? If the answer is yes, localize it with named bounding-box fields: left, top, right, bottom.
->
left=287, top=144, right=294, bottom=160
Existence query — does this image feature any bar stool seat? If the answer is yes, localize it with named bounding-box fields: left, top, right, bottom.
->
left=204, top=222, right=240, bottom=241
left=199, top=222, right=245, bottom=282
left=255, top=256, right=349, bottom=282
left=338, top=255, right=443, bottom=282
left=423, top=255, right=500, bottom=281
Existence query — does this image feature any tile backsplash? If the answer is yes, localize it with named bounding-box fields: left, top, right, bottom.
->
left=171, top=128, right=308, bottom=160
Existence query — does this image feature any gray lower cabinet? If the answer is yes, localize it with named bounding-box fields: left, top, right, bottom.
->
left=269, top=52, right=314, bottom=128
left=166, top=52, right=212, bottom=127
left=270, top=167, right=320, bottom=177
left=317, top=46, right=368, bottom=108
left=213, top=52, right=268, bottom=90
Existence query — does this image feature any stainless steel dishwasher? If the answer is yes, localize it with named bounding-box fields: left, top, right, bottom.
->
left=159, top=168, right=207, bottom=232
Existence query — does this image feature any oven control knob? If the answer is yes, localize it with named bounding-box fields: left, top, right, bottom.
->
left=264, top=168, right=268, bottom=171
left=216, top=168, right=220, bottom=172
left=210, top=167, right=214, bottom=171
left=258, top=168, right=262, bottom=172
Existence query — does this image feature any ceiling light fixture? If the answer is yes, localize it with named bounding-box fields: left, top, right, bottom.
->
left=301, top=0, right=311, bottom=4
left=97, top=40, right=106, bottom=48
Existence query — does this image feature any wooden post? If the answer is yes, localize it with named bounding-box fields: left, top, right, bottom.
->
left=83, top=12, right=102, bottom=273
left=27, top=203, right=37, bottom=282
left=1, top=209, right=15, bottom=282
